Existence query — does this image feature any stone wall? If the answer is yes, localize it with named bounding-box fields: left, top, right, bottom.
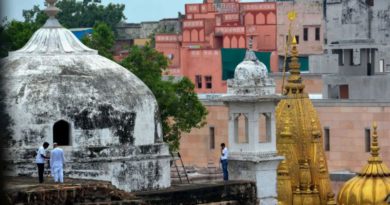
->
left=5, top=177, right=257, bottom=205
left=4, top=143, right=171, bottom=193
left=180, top=99, right=390, bottom=174
left=322, top=74, right=390, bottom=100
left=116, top=19, right=181, bottom=40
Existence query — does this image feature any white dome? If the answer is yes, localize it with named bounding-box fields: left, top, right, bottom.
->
left=1, top=2, right=171, bottom=193
left=1, top=19, right=162, bottom=148
left=234, top=50, right=268, bottom=81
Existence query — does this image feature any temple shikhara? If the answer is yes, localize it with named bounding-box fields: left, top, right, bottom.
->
left=276, top=36, right=334, bottom=205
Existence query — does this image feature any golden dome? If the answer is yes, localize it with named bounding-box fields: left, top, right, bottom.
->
left=337, top=123, right=390, bottom=205
left=276, top=36, right=334, bottom=205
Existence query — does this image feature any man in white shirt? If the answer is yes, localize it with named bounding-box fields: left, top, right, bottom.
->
left=220, top=143, right=229, bottom=181
left=36, top=142, right=50, bottom=183
left=50, top=143, right=66, bottom=183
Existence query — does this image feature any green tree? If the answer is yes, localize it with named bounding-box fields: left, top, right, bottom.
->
left=82, top=22, right=115, bottom=59
left=23, top=5, right=47, bottom=26
left=121, top=45, right=208, bottom=151
left=22, top=0, right=125, bottom=31
left=0, top=21, right=40, bottom=58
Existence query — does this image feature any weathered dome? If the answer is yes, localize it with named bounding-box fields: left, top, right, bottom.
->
left=227, top=49, right=275, bottom=96
left=1, top=9, right=161, bottom=148
left=1, top=0, right=170, bottom=192
left=337, top=123, right=390, bottom=205
left=234, top=50, right=268, bottom=81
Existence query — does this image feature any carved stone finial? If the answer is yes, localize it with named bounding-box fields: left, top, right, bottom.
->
left=43, top=0, right=62, bottom=28
left=45, top=0, right=60, bottom=19
left=248, top=36, right=253, bottom=50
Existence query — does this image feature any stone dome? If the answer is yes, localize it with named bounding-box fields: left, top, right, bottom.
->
left=227, top=49, right=275, bottom=96
left=337, top=123, right=390, bottom=205
left=1, top=0, right=170, bottom=192
left=234, top=50, right=268, bottom=81
left=1, top=16, right=161, bottom=148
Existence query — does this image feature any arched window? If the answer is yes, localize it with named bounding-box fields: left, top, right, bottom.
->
left=53, top=120, right=70, bottom=146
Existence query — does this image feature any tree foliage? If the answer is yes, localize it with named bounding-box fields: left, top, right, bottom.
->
left=0, top=21, right=40, bottom=58
left=1, top=0, right=124, bottom=58
left=121, top=45, right=208, bottom=151
left=22, top=0, right=125, bottom=31
left=82, top=22, right=115, bottom=59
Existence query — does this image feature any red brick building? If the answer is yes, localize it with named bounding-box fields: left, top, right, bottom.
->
left=155, top=0, right=279, bottom=94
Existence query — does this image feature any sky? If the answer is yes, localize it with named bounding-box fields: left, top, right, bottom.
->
left=1, top=0, right=263, bottom=23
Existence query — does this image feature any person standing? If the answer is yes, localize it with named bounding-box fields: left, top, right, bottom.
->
left=220, top=143, right=229, bottom=181
left=36, top=142, right=50, bottom=183
left=50, top=143, right=65, bottom=183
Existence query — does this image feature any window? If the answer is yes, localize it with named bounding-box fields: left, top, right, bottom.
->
left=234, top=114, right=249, bottom=144
left=339, top=84, right=349, bottom=99
left=380, top=59, right=384, bottom=72
left=315, top=27, right=320, bottom=41
left=349, top=49, right=354, bottom=66
left=209, top=127, right=215, bottom=149
left=205, top=76, right=212, bottom=89
left=53, top=120, right=71, bottom=146
left=336, top=50, right=344, bottom=66
left=259, top=113, right=272, bottom=143
left=195, top=75, right=202, bottom=89
left=324, top=127, right=330, bottom=151
left=303, top=28, right=308, bottom=41
left=365, top=128, right=371, bottom=152
left=295, top=35, right=299, bottom=44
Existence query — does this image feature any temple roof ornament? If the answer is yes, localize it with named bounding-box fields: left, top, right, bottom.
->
left=9, top=0, right=96, bottom=56
left=337, top=122, right=390, bottom=205
left=276, top=12, right=334, bottom=205
left=43, top=0, right=62, bottom=28
left=226, top=45, right=275, bottom=96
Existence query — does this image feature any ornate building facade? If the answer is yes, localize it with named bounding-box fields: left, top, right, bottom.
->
left=155, top=0, right=279, bottom=94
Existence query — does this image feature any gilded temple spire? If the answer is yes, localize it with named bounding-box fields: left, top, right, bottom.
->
left=285, top=37, right=305, bottom=96
left=359, top=122, right=390, bottom=176
left=338, top=122, right=390, bottom=204
left=276, top=10, right=333, bottom=205
left=370, top=122, right=380, bottom=158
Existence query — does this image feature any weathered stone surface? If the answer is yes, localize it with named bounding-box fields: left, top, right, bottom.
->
left=135, top=181, right=257, bottom=205
left=0, top=14, right=170, bottom=192
left=5, top=177, right=257, bottom=205
left=227, top=50, right=275, bottom=96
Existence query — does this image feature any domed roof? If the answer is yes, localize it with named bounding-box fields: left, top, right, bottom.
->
left=234, top=50, right=268, bottom=81
left=0, top=0, right=161, bottom=147
left=337, top=123, right=390, bottom=205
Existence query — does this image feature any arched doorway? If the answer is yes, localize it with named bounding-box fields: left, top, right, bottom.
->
left=53, top=120, right=70, bottom=146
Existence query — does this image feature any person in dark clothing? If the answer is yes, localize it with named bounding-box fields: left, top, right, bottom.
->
left=35, top=142, right=49, bottom=183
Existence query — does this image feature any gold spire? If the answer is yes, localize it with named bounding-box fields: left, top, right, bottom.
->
left=359, top=122, right=390, bottom=177
left=337, top=122, right=390, bottom=204
left=284, top=36, right=305, bottom=96
left=276, top=11, right=332, bottom=205
left=326, top=193, right=337, bottom=205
